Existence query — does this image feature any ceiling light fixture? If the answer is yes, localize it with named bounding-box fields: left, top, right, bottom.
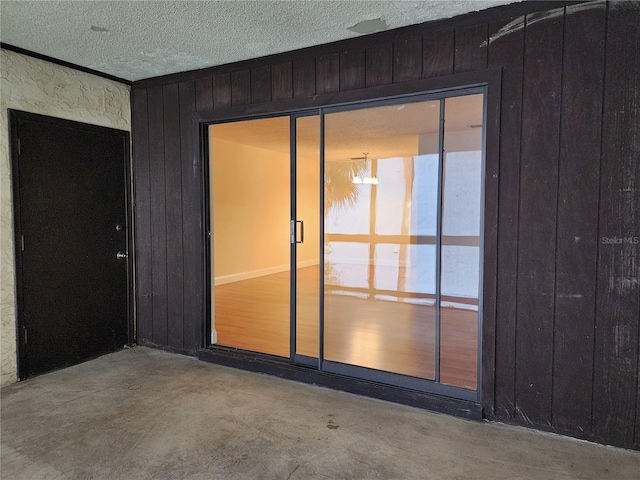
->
left=351, top=153, right=379, bottom=185
left=358, top=176, right=379, bottom=185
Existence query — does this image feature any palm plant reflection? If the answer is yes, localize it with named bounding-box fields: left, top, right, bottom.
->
left=324, top=159, right=368, bottom=286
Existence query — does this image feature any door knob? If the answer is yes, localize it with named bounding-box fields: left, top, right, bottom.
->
left=116, top=251, right=128, bottom=259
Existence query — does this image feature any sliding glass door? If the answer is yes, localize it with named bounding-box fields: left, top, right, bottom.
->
left=209, top=116, right=291, bottom=357
left=321, top=93, right=484, bottom=397
left=439, top=95, right=483, bottom=390
left=208, top=88, right=485, bottom=400
left=292, top=114, right=321, bottom=362
left=322, top=100, right=440, bottom=381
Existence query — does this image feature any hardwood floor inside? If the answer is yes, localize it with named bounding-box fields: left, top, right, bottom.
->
left=214, top=266, right=477, bottom=389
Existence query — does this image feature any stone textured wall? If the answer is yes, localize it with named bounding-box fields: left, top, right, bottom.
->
left=0, top=49, right=130, bottom=386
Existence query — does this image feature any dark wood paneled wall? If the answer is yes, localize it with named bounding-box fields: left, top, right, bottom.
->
left=131, top=1, right=640, bottom=450
left=131, top=84, right=202, bottom=351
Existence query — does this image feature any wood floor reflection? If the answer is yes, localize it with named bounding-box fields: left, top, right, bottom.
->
left=214, top=267, right=477, bottom=389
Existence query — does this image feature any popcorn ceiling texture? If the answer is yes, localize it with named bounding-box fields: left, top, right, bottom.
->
left=0, top=0, right=520, bottom=81
left=0, top=49, right=130, bottom=387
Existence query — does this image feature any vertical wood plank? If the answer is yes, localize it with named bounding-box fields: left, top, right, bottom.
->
left=515, top=9, right=564, bottom=428
left=366, top=43, right=393, bottom=87
left=293, top=57, right=316, bottom=98
left=393, top=35, right=422, bottom=83
left=592, top=0, right=640, bottom=448
left=272, top=62, right=293, bottom=100
left=162, top=84, right=184, bottom=349
left=340, top=49, right=365, bottom=91
left=251, top=66, right=272, bottom=104
left=213, top=73, right=231, bottom=108
left=552, top=1, right=605, bottom=435
left=179, top=80, right=202, bottom=351
left=147, top=85, right=168, bottom=346
left=487, top=15, right=524, bottom=420
left=423, top=30, right=454, bottom=78
left=194, top=77, right=213, bottom=111
left=131, top=88, right=153, bottom=342
left=454, top=24, right=489, bottom=73
left=637, top=367, right=640, bottom=449
left=316, top=53, right=340, bottom=94
left=481, top=71, right=501, bottom=420
left=231, top=70, right=251, bottom=105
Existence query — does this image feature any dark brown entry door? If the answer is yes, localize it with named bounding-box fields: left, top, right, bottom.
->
left=11, top=110, right=131, bottom=379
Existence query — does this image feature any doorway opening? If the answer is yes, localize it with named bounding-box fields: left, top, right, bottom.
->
left=207, top=88, right=485, bottom=401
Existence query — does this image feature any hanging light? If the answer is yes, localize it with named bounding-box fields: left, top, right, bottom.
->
left=351, top=153, right=379, bottom=185
left=354, top=176, right=379, bottom=184
left=363, top=176, right=379, bottom=185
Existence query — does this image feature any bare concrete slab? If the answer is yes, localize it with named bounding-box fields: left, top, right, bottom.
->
left=1, top=347, right=638, bottom=479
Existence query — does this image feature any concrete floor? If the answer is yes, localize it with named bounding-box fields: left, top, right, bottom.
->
left=1, top=347, right=638, bottom=480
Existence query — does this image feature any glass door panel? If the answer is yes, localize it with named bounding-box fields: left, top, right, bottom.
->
left=210, top=117, right=290, bottom=357
left=323, top=100, right=440, bottom=379
left=439, top=94, right=484, bottom=389
left=206, top=89, right=485, bottom=399
left=294, top=115, right=321, bottom=359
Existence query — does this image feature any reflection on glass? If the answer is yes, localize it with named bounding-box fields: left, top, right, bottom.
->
left=374, top=244, right=400, bottom=291
left=295, top=116, right=320, bottom=358
left=324, top=100, right=440, bottom=379
left=210, top=117, right=290, bottom=357
left=325, top=160, right=372, bottom=235
left=439, top=94, right=483, bottom=390
left=326, top=242, right=370, bottom=289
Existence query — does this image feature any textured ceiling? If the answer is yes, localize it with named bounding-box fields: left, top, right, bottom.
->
left=0, top=0, right=520, bottom=82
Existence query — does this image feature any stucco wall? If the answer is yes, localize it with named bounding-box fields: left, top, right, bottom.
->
left=0, top=49, right=131, bottom=386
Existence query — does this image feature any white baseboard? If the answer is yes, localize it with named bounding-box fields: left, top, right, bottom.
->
left=214, top=259, right=319, bottom=285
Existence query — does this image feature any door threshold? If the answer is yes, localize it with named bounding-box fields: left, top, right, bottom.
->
left=198, top=347, right=481, bottom=421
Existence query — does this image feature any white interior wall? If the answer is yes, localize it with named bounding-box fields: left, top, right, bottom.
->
left=210, top=135, right=320, bottom=284
left=0, top=49, right=130, bottom=387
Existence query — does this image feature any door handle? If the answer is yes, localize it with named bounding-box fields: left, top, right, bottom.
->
left=290, top=220, right=304, bottom=244
left=296, top=220, right=304, bottom=244
left=116, top=251, right=128, bottom=259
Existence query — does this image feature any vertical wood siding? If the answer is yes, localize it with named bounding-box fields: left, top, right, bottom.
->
left=162, top=84, right=184, bottom=349
left=552, top=2, right=605, bottom=436
left=515, top=7, right=564, bottom=429
left=422, top=30, right=454, bottom=78
left=178, top=80, right=201, bottom=351
left=146, top=86, right=168, bottom=346
left=131, top=0, right=640, bottom=450
left=272, top=63, right=293, bottom=100
left=340, top=50, right=366, bottom=91
left=131, top=89, right=152, bottom=341
left=487, top=12, right=524, bottom=422
left=593, top=0, right=640, bottom=448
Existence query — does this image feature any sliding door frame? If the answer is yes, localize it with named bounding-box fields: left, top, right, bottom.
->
left=319, top=86, right=486, bottom=403
left=198, top=68, right=500, bottom=409
left=290, top=110, right=323, bottom=368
